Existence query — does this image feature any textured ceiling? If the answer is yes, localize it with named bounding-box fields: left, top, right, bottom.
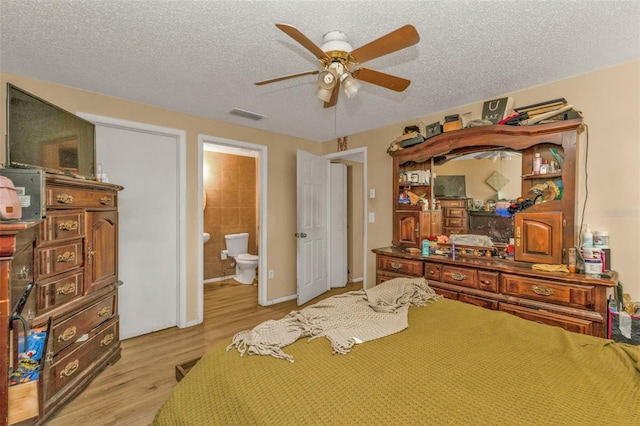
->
left=1, top=0, right=639, bottom=142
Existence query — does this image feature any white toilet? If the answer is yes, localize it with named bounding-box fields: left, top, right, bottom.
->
left=224, top=233, right=259, bottom=284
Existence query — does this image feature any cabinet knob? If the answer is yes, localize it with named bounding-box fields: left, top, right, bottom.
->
left=57, top=251, right=76, bottom=263
left=531, top=285, right=554, bottom=296
left=100, top=196, right=112, bottom=205
left=59, top=220, right=79, bottom=231
left=56, top=193, right=74, bottom=204
left=58, top=326, right=77, bottom=342
left=56, top=282, right=76, bottom=295
left=60, top=360, right=80, bottom=378
left=390, top=262, right=401, bottom=270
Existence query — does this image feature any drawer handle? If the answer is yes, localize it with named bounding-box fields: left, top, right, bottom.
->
left=480, top=280, right=490, bottom=285
left=58, top=326, right=77, bottom=342
left=451, top=272, right=466, bottom=281
left=515, top=226, right=521, bottom=247
left=429, top=270, right=437, bottom=275
left=56, top=194, right=74, bottom=204
left=57, top=251, right=76, bottom=263
left=532, top=285, right=554, bottom=296
left=100, top=196, right=112, bottom=205
left=101, top=333, right=115, bottom=347
left=98, top=306, right=111, bottom=317
left=59, top=220, right=79, bottom=231
left=390, top=262, right=402, bottom=270
left=56, top=282, right=76, bottom=295
left=60, top=360, right=79, bottom=378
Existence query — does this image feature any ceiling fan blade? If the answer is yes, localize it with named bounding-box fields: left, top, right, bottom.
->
left=255, top=70, right=320, bottom=86
left=353, top=68, right=411, bottom=92
left=324, top=83, right=340, bottom=108
left=276, top=23, right=331, bottom=63
left=349, top=25, right=420, bottom=64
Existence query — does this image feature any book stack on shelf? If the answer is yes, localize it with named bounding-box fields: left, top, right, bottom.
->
left=501, top=98, right=582, bottom=126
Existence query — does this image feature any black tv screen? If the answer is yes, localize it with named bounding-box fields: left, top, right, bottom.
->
left=6, top=83, right=96, bottom=179
left=434, top=175, right=467, bottom=197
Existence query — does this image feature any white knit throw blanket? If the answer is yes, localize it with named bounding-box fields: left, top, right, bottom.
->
left=226, top=277, right=440, bottom=362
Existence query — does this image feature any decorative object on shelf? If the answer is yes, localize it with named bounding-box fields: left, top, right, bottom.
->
left=424, top=121, right=442, bottom=140
left=482, top=97, right=515, bottom=124
left=442, top=114, right=462, bottom=132
left=337, top=136, right=348, bottom=151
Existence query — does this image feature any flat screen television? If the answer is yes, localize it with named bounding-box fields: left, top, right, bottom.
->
left=6, top=83, right=96, bottom=179
left=434, top=175, right=467, bottom=197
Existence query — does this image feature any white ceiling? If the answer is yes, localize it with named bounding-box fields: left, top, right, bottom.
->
left=1, top=1, right=639, bottom=142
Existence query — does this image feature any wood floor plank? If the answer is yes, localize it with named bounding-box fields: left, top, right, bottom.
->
left=45, top=281, right=361, bottom=425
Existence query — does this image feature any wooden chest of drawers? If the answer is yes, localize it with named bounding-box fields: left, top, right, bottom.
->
left=2, top=174, right=124, bottom=425
left=437, top=198, right=470, bottom=236
left=373, top=246, right=616, bottom=338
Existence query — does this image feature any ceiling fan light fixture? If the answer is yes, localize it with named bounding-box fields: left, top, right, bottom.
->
left=321, top=30, right=353, bottom=53
left=340, top=72, right=361, bottom=99
left=316, top=86, right=334, bottom=103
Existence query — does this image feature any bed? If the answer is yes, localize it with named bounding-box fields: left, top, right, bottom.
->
left=153, top=282, right=640, bottom=425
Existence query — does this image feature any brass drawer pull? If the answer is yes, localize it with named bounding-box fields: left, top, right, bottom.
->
left=60, top=360, right=79, bottom=378
left=58, top=220, right=79, bottom=231
left=57, top=251, right=76, bottom=263
left=100, top=196, right=112, bottom=205
left=532, top=285, right=554, bottom=296
left=98, top=306, right=111, bottom=317
left=390, top=261, right=402, bottom=270
left=56, top=282, right=76, bottom=295
left=451, top=272, right=466, bottom=281
left=480, top=280, right=490, bottom=285
left=58, top=326, right=77, bottom=342
left=56, top=194, right=74, bottom=204
left=101, top=333, right=115, bottom=347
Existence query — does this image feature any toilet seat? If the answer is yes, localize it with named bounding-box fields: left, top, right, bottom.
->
left=237, top=253, right=258, bottom=262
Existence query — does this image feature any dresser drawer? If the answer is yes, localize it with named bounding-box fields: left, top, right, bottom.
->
left=50, top=291, right=116, bottom=355
left=442, top=266, right=477, bottom=288
left=444, top=217, right=466, bottom=227
left=36, top=269, right=84, bottom=315
left=36, top=240, right=83, bottom=280
left=478, top=271, right=499, bottom=293
left=459, top=294, right=499, bottom=310
left=440, top=199, right=467, bottom=208
left=424, top=263, right=442, bottom=281
left=499, top=303, right=592, bottom=334
left=46, top=317, right=119, bottom=399
left=39, top=210, right=85, bottom=243
left=377, top=256, right=423, bottom=277
left=501, top=274, right=595, bottom=309
left=446, top=208, right=466, bottom=218
left=47, top=186, right=117, bottom=209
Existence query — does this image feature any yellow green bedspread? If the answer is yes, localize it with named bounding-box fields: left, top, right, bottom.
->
left=154, top=298, right=640, bottom=425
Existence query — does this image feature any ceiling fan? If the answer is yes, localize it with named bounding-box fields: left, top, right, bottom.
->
left=255, top=23, right=420, bottom=108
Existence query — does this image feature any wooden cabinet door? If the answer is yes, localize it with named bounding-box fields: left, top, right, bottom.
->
left=514, top=211, right=562, bottom=264
left=85, top=211, right=118, bottom=294
left=395, top=211, right=420, bottom=247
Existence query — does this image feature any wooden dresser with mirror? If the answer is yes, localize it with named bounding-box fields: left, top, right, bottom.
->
left=1, top=174, right=123, bottom=426
left=376, top=119, right=617, bottom=338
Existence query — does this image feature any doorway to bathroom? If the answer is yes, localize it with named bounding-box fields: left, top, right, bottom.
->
left=198, top=135, right=267, bottom=319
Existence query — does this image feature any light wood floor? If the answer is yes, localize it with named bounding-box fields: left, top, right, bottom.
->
left=45, top=280, right=362, bottom=425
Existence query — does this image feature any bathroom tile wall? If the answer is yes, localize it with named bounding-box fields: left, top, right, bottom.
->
left=203, top=151, right=258, bottom=280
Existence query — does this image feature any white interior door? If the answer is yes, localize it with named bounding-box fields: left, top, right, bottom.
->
left=296, top=150, right=328, bottom=305
left=329, top=163, right=347, bottom=287
left=93, top=122, right=180, bottom=339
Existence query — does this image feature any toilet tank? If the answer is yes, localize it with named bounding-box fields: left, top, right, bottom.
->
left=224, top=233, right=249, bottom=257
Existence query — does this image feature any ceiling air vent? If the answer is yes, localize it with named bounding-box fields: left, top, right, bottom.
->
left=230, top=108, right=267, bottom=121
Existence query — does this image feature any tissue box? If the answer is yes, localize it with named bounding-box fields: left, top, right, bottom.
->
left=608, top=308, right=640, bottom=345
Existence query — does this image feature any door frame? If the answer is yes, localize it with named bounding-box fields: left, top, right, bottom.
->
left=198, top=135, right=268, bottom=312
left=324, top=147, right=367, bottom=288
left=77, top=113, right=188, bottom=327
